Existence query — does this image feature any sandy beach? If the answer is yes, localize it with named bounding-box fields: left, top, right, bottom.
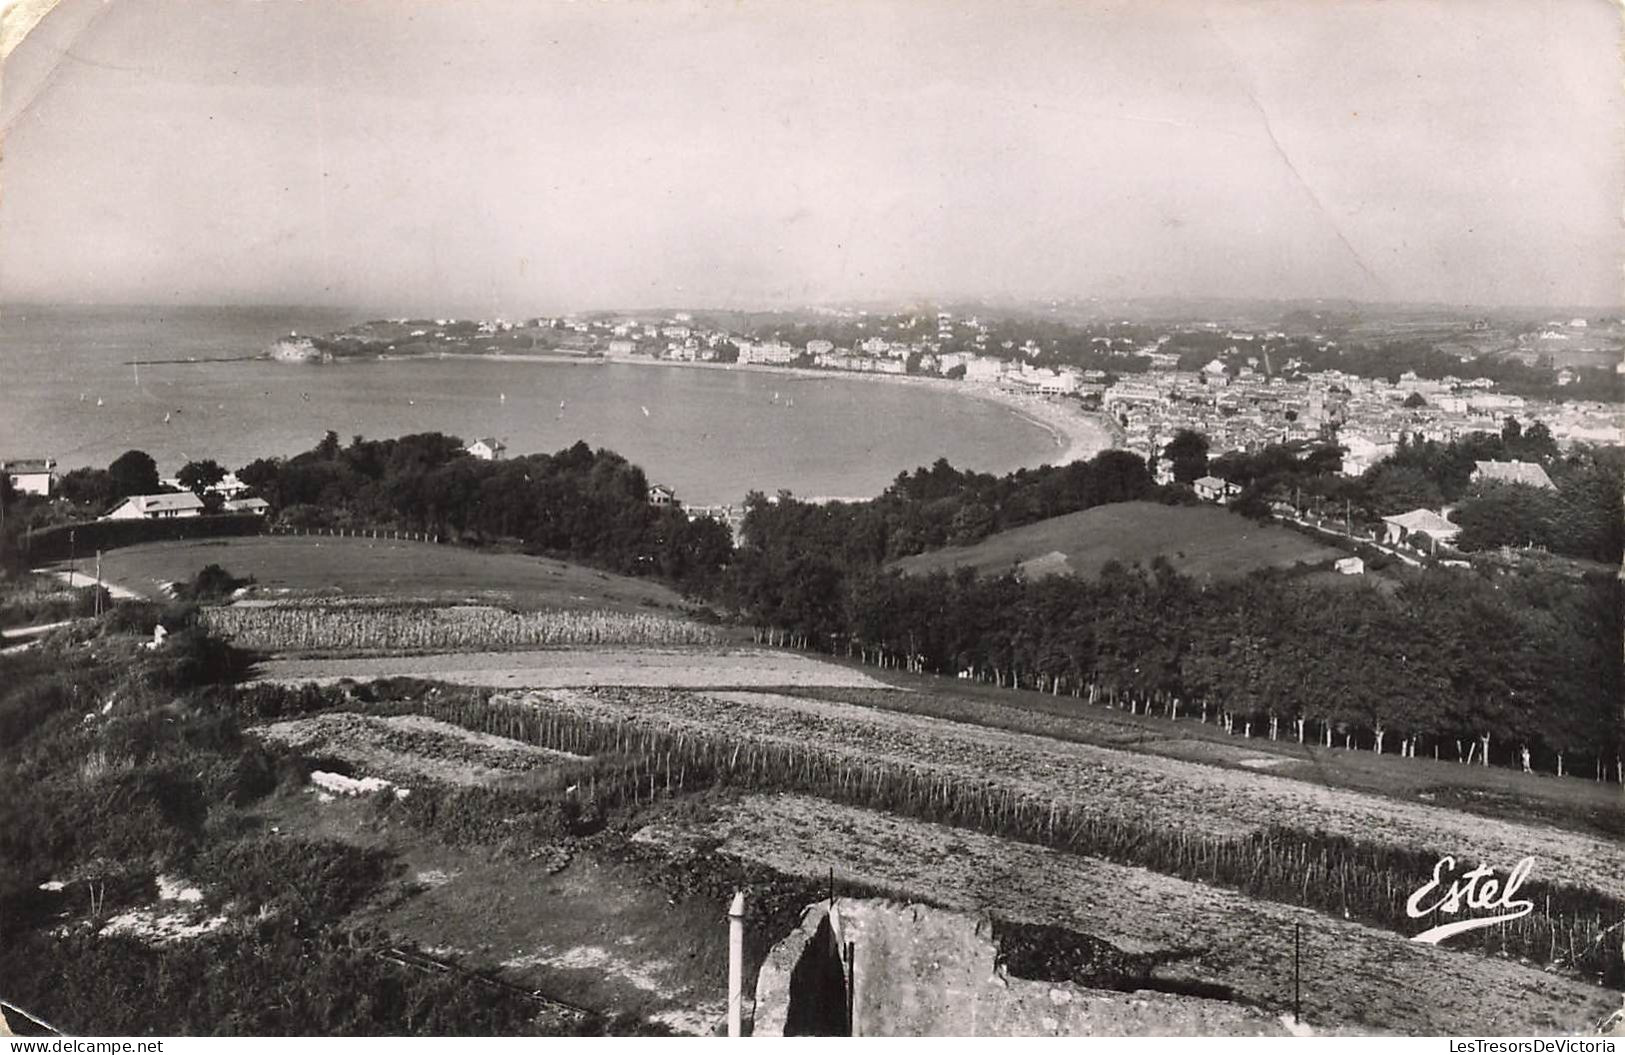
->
left=439, top=350, right=1119, bottom=470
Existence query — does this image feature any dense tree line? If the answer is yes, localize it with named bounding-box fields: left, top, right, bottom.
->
left=746, top=554, right=1623, bottom=780
left=236, top=432, right=732, bottom=594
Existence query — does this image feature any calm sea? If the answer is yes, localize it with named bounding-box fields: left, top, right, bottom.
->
left=0, top=304, right=1060, bottom=505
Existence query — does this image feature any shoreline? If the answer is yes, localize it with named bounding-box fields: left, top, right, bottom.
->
left=420, top=350, right=1118, bottom=472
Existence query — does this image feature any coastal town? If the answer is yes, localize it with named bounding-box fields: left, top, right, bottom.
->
left=281, top=305, right=1623, bottom=485
left=16, top=302, right=1611, bottom=567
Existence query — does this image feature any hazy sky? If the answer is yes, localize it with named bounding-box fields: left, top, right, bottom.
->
left=0, top=0, right=1619, bottom=314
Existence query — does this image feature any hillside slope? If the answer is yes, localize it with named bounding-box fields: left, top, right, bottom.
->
left=890, top=500, right=1343, bottom=580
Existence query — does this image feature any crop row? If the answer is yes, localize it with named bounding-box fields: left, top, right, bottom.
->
left=200, top=604, right=723, bottom=651
left=392, top=688, right=1622, bottom=986
left=531, top=687, right=1624, bottom=900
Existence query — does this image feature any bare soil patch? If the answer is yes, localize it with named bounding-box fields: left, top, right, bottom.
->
left=252, top=712, right=583, bottom=787
left=251, top=792, right=730, bottom=1034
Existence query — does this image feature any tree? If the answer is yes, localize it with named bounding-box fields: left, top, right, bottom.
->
left=1453, top=485, right=1557, bottom=552
left=1361, top=464, right=1443, bottom=516
left=57, top=467, right=116, bottom=510
left=1403, top=392, right=1427, bottom=409
left=1163, top=429, right=1211, bottom=484
left=177, top=459, right=227, bottom=498
left=237, top=458, right=284, bottom=506
left=947, top=502, right=995, bottom=546
left=108, top=450, right=160, bottom=498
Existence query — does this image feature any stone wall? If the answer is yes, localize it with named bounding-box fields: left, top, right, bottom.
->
left=754, top=899, right=1287, bottom=1037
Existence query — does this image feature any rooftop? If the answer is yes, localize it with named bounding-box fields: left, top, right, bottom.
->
left=1473, top=460, right=1556, bottom=489
left=1381, top=508, right=1459, bottom=535
left=3, top=458, right=55, bottom=473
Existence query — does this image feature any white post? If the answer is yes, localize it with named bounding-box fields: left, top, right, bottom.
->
left=728, top=890, right=745, bottom=1037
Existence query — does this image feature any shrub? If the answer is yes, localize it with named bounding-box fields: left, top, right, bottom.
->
left=226, top=743, right=279, bottom=806
left=101, top=600, right=164, bottom=636
left=184, top=563, right=252, bottom=602
left=144, top=628, right=252, bottom=690
left=190, top=836, right=396, bottom=927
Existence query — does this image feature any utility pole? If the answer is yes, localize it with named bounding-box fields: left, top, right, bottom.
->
left=94, top=550, right=103, bottom=617
left=727, top=891, right=745, bottom=1038
left=1293, top=922, right=1302, bottom=1025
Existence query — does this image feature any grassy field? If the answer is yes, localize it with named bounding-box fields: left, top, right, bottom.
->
left=890, top=501, right=1344, bottom=580
left=56, top=536, right=691, bottom=613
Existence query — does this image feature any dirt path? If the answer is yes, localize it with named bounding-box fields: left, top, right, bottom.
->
left=44, top=570, right=144, bottom=600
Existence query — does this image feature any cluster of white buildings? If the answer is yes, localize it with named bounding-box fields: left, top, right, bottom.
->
left=1101, top=358, right=1621, bottom=478
left=2, top=458, right=271, bottom=519
left=105, top=470, right=270, bottom=520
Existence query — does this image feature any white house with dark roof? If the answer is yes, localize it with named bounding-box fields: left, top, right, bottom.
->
left=1381, top=508, right=1460, bottom=547
left=103, top=492, right=205, bottom=521
left=466, top=437, right=507, bottom=461
left=2, top=458, right=55, bottom=496
left=1193, top=475, right=1241, bottom=504
left=222, top=496, right=271, bottom=516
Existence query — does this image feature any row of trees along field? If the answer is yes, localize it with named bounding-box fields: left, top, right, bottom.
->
left=231, top=432, right=733, bottom=594
left=6, top=435, right=730, bottom=596
left=768, top=556, right=1623, bottom=780
left=1164, top=419, right=1623, bottom=565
